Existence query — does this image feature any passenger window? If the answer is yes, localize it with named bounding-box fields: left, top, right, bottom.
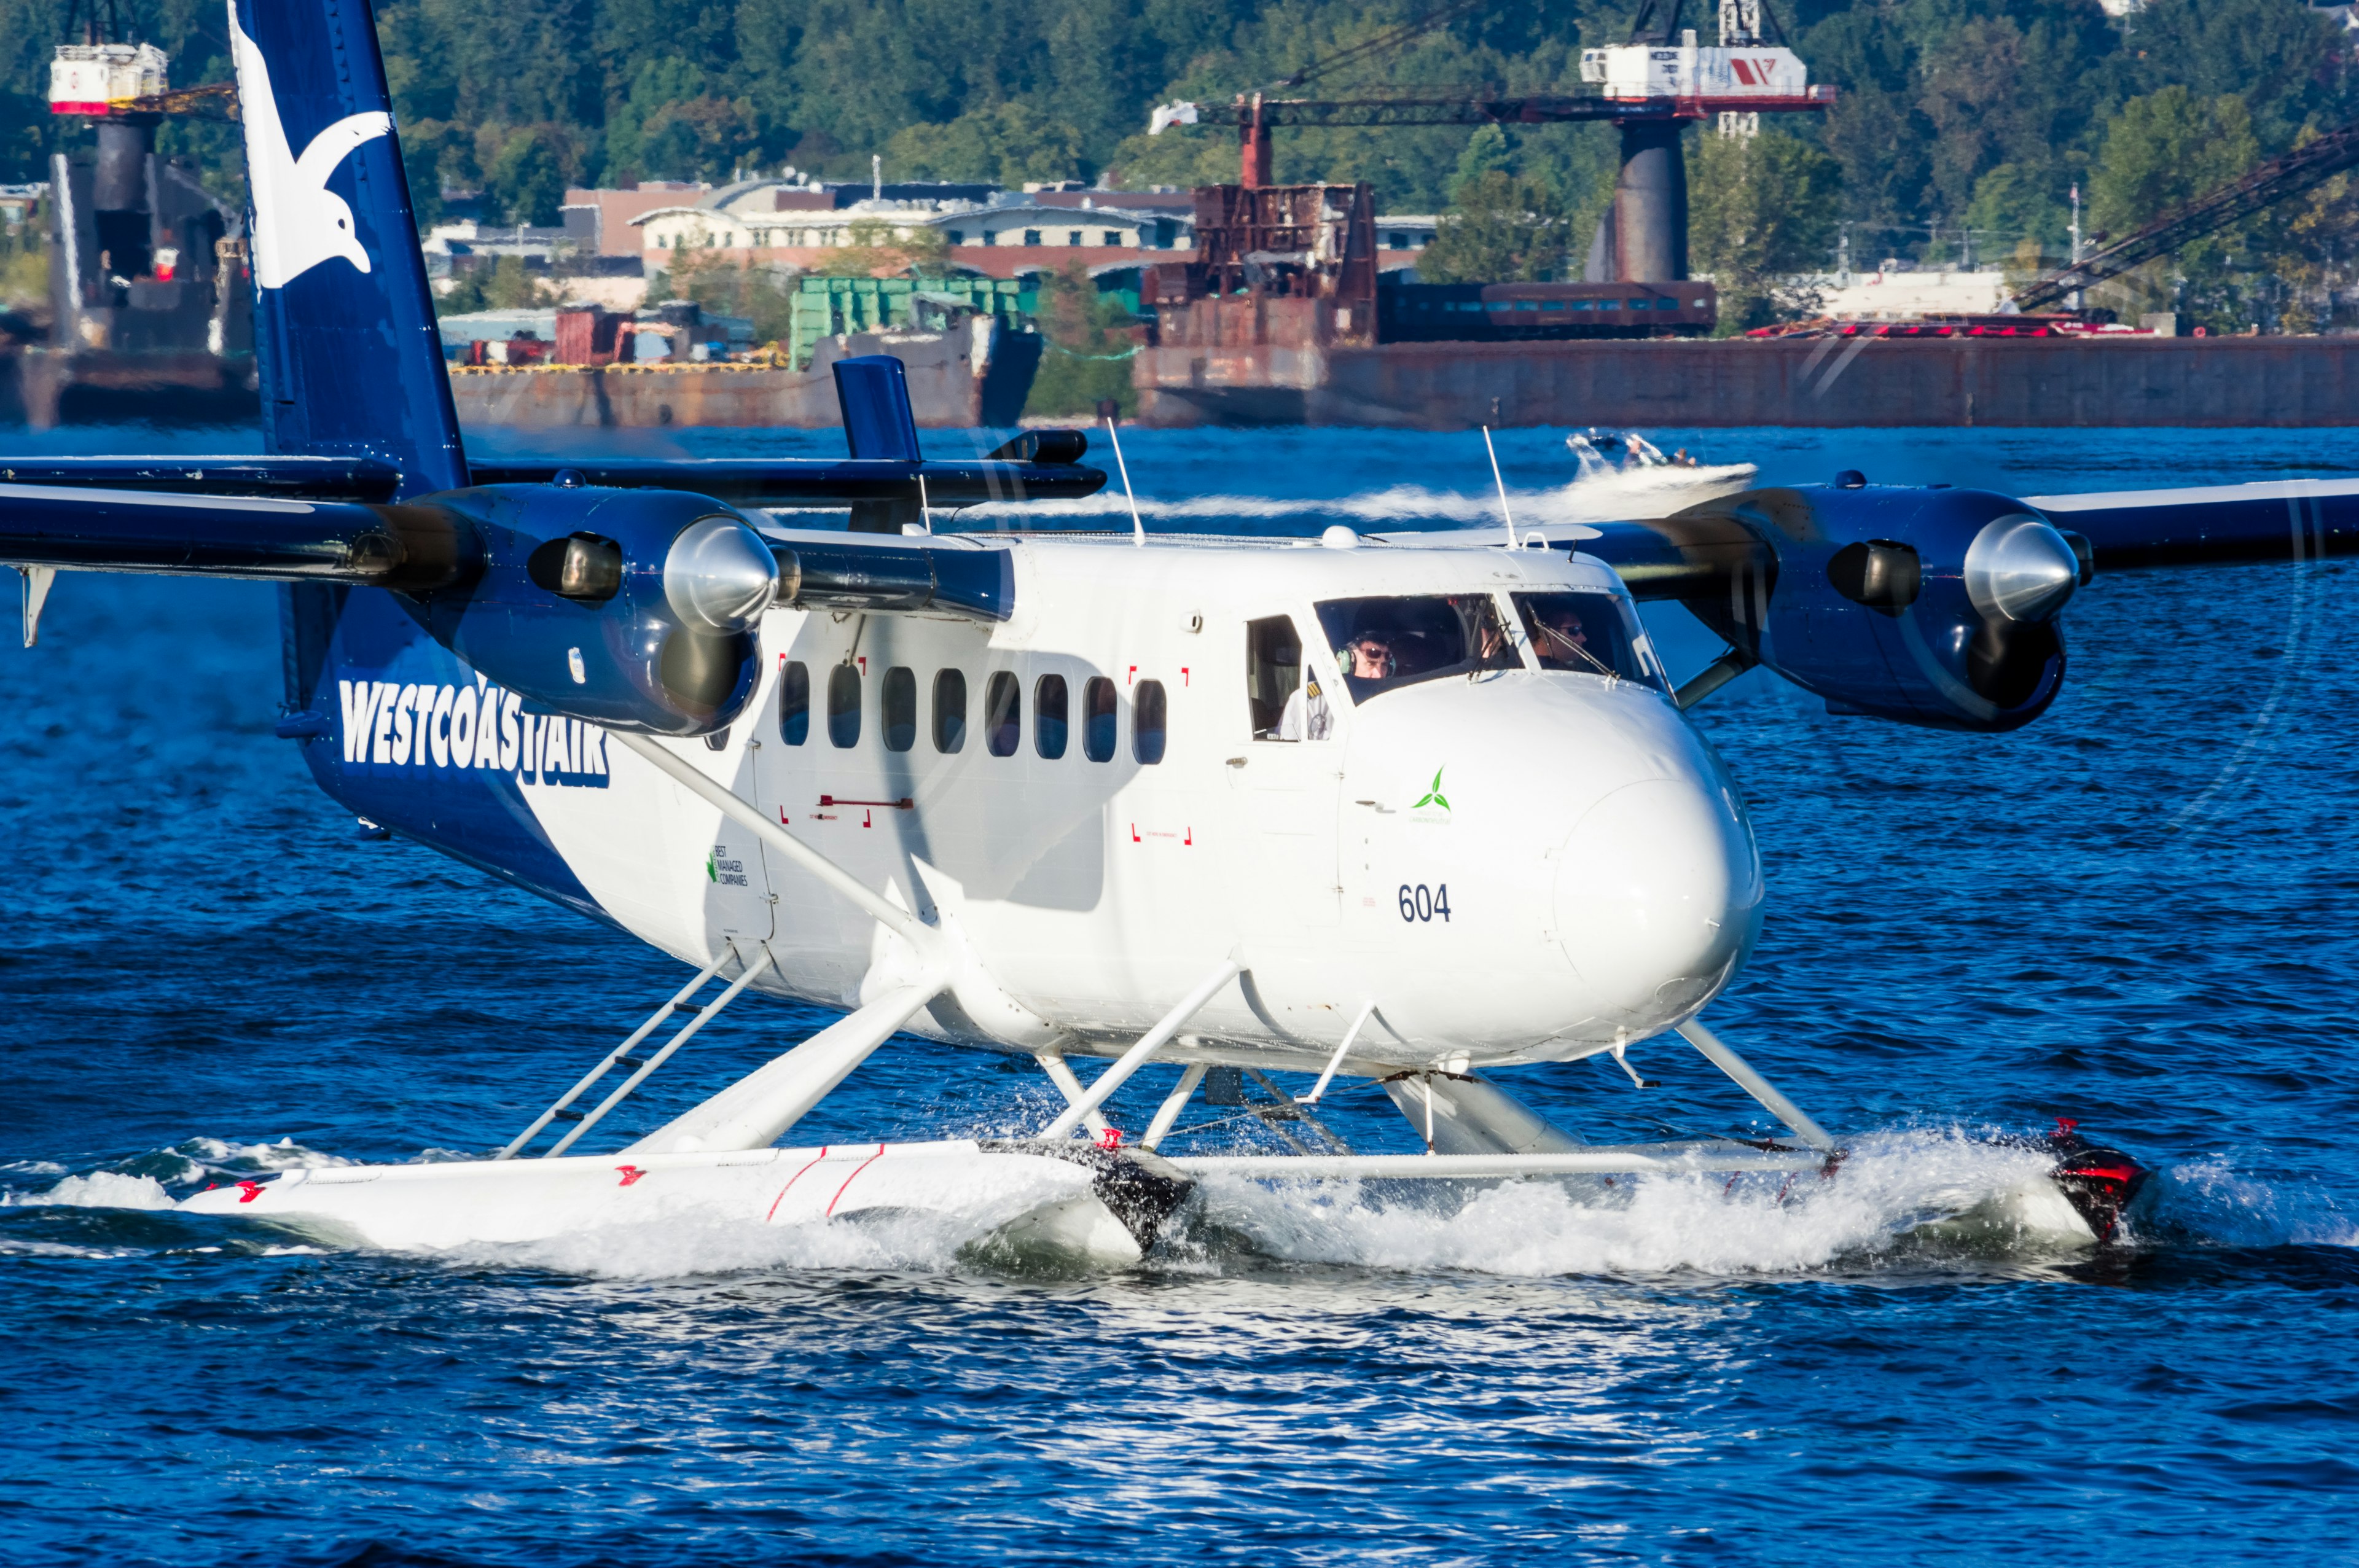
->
left=1133, top=680, right=1167, bottom=764
left=1245, top=615, right=1302, bottom=740
left=985, top=671, right=1020, bottom=756
left=827, top=663, right=860, bottom=747
left=1035, top=673, right=1069, bottom=759
left=1082, top=677, right=1117, bottom=762
left=882, top=666, right=915, bottom=751
left=778, top=660, right=809, bottom=745
left=934, top=669, right=968, bottom=752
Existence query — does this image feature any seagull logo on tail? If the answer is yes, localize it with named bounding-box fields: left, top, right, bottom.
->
left=228, top=6, right=391, bottom=288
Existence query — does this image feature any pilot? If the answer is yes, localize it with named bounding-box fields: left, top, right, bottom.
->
left=1342, top=631, right=1395, bottom=682
left=1532, top=603, right=1601, bottom=672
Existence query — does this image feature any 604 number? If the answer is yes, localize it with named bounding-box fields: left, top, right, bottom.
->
left=1398, top=883, right=1452, bottom=923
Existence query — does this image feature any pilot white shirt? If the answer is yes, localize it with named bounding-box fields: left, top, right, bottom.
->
left=1276, top=675, right=1332, bottom=741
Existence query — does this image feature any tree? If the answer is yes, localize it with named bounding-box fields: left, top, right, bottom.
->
left=1418, top=170, right=1574, bottom=284
left=1966, top=162, right=2071, bottom=265
left=488, top=129, right=569, bottom=226
left=1688, top=130, right=1843, bottom=332
left=886, top=103, right=1088, bottom=186
left=2089, top=86, right=2259, bottom=327
left=810, top=217, right=951, bottom=278
left=1024, top=259, right=1136, bottom=418
left=659, top=249, right=797, bottom=343
left=1450, top=126, right=1513, bottom=195
left=2123, top=0, right=2351, bottom=153
left=640, top=97, right=763, bottom=182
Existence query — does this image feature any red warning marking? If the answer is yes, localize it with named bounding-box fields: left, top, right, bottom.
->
left=825, top=1144, right=890, bottom=1217
left=1180, top=666, right=1190, bottom=686
left=778, top=807, right=791, bottom=825
left=1127, top=665, right=1137, bottom=685
left=236, top=1180, right=266, bottom=1204
left=1096, top=1126, right=1124, bottom=1151
left=615, top=1165, right=647, bottom=1187
left=766, top=1146, right=832, bottom=1222
left=819, top=795, right=913, bottom=809
left=856, top=656, right=867, bottom=676
left=1184, top=825, right=1194, bottom=846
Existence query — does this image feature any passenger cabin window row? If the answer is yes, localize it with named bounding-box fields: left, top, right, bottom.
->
left=778, top=662, right=1167, bottom=765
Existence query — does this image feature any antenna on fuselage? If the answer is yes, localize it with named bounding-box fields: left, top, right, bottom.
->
left=1482, top=426, right=1518, bottom=549
left=1104, top=415, right=1146, bottom=547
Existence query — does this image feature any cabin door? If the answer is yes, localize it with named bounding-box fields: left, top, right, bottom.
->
left=1229, top=615, right=1342, bottom=932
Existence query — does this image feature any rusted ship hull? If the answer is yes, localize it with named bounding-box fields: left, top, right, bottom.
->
left=1132, top=333, right=2359, bottom=429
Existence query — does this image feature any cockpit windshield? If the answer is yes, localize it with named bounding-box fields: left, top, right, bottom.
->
left=1314, top=595, right=1521, bottom=703
left=1514, top=591, right=1664, bottom=688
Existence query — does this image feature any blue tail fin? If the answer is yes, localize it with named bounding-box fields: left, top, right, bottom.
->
left=229, top=0, right=464, bottom=497
left=832, top=356, right=922, bottom=461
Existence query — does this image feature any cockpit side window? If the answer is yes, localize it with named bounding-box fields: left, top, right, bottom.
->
left=1313, top=595, right=1520, bottom=704
left=1513, top=591, right=1664, bottom=689
left=1245, top=615, right=1302, bottom=740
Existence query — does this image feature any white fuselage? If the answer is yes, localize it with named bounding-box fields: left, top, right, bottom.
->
left=523, top=530, right=1765, bottom=1077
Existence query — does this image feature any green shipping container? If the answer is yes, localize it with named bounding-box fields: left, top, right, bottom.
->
left=789, top=276, right=1038, bottom=369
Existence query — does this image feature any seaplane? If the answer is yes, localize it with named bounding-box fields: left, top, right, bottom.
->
left=6, top=0, right=2353, bottom=1265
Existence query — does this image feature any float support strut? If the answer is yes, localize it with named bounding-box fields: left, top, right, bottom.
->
left=1035, top=1051, right=1114, bottom=1138
left=1676, top=1019, right=1836, bottom=1150
left=1038, top=959, right=1243, bottom=1141
left=1142, top=1063, right=1208, bottom=1150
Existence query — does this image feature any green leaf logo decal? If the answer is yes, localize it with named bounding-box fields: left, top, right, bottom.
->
left=705, top=852, right=718, bottom=883
left=1412, top=769, right=1450, bottom=813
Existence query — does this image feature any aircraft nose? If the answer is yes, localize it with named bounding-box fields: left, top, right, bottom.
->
left=1555, top=774, right=1762, bottom=1028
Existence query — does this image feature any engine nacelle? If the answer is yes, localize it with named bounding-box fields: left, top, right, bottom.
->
left=1675, top=482, right=2087, bottom=732
left=413, top=485, right=775, bottom=737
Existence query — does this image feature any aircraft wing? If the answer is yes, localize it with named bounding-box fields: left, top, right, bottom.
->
left=0, top=457, right=404, bottom=501
left=0, top=454, right=1101, bottom=508
left=2025, top=477, right=2359, bottom=568
left=0, top=483, right=469, bottom=588
left=464, top=457, right=1098, bottom=506
left=1371, top=475, right=2359, bottom=598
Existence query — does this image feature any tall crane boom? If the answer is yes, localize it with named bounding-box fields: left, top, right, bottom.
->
left=2011, top=122, right=2359, bottom=313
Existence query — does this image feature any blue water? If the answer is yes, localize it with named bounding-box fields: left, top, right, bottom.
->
left=4, top=424, right=2358, bottom=1566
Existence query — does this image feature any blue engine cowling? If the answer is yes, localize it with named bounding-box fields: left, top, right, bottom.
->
left=410, top=485, right=775, bottom=737
left=1672, top=483, right=2087, bottom=732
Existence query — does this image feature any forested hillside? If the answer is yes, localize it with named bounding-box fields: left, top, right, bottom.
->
left=2, top=0, right=2353, bottom=318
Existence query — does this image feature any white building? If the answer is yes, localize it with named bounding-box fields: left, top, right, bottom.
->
left=1375, top=215, right=1437, bottom=261
left=632, top=181, right=1192, bottom=266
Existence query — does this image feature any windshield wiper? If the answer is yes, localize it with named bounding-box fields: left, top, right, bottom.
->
left=1535, top=623, right=1619, bottom=681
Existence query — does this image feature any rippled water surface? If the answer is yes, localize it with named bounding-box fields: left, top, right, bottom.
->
left=4, top=423, right=2358, bottom=1566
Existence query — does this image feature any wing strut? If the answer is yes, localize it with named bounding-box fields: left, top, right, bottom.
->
left=597, top=732, right=955, bottom=1154
left=18, top=566, right=54, bottom=647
